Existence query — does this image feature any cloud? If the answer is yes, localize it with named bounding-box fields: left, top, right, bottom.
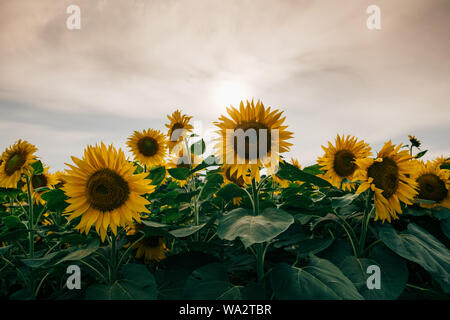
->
left=0, top=0, right=449, bottom=170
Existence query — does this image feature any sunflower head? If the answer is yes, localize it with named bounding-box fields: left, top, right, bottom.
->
left=165, top=110, right=194, bottom=152
left=408, top=135, right=421, bottom=148
left=63, top=143, right=156, bottom=241
left=136, top=237, right=168, bottom=263
left=0, top=140, right=38, bottom=188
left=52, top=170, right=67, bottom=188
left=22, top=165, right=56, bottom=204
left=412, top=161, right=449, bottom=209
left=354, top=141, right=418, bottom=223
left=127, top=129, right=167, bottom=167
left=214, top=100, right=293, bottom=182
left=167, top=146, right=201, bottom=187
left=317, top=135, right=372, bottom=190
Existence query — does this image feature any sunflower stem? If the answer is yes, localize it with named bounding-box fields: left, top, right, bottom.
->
left=25, top=175, right=35, bottom=259
left=251, top=178, right=266, bottom=285
left=358, top=191, right=374, bottom=256
left=109, top=234, right=117, bottom=283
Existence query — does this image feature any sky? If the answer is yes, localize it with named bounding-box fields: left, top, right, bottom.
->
left=0, top=0, right=449, bottom=172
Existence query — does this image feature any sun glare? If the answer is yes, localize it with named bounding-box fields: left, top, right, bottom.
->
left=213, top=80, right=251, bottom=108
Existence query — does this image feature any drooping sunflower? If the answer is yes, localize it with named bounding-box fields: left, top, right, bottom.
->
left=354, top=141, right=418, bottom=223
left=214, top=100, right=293, bottom=182
left=219, top=164, right=251, bottom=205
left=272, top=157, right=302, bottom=188
left=317, top=134, right=372, bottom=191
left=412, top=160, right=449, bottom=209
left=165, top=110, right=194, bottom=152
left=63, top=143, right=156, bottom=241
left=22, top=165, right=56, bottom=205
left=126, top=224, right=169, bottom=263
left=0, top=140, right=38, bottom=188
left=127, top=129, right=167, bottom=167
left=167, top=146, right=201, bottom=187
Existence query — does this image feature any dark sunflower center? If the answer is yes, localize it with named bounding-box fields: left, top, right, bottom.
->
left=138, top=137, right=159, bottom=157
left=417, top=174, right=447, bottom=202
left=86, top=168, right=130, bottom=212
left=5, top=152, right=26, bottom=176
left=233, top=122, right=271, bottom=161
left=367, top=158, right=399, bottom=199
left=32, top=174, right=48, bottom=189
left=225, top=167, right=245, bottom=186
left=333, top=150, right=356, bottom=177
left=142, top=236, right=160, bottom=248
left=170, top=123, right=185, bottom=142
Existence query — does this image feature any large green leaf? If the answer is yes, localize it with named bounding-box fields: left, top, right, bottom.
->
left=377, top=223, right=450, bottom=293
left=199, top=173, right=223, bottom=200
left=216, top=183, right=247, bottom=201
left=270, top=257, right=363, bottom=300
left=286, top=237, right=334, bottom=258
left=217, top=207, right=294, bottom=248
left=276, top=161, right=332, bottom=187
left=146, top=166, right=166, bottom=185
left=169, top=224, right=206, bottom=238
left=168, top=167, right=191, bottom=180
left=41, top=189, right=69, bottom=211
left=85, top=264, right=157, bottom=300
left=56, top=239, right=100, bottom=264
left=183, top=263, right=241, bottom=300
left=339, top=244, right=408, bottom=299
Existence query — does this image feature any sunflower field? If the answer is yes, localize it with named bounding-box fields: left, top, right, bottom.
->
left=0, top=100, right=449, bottom=300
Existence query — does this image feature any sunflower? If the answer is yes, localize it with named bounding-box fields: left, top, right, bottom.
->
left=354, top=141, right=418, bottom=223
left=433, top=156, right=450, bottom=168
left=125, top=224, right=169, bottom=263
left=22, top=165, right=57, bottom=205
left=0, top=140, right=38, bottom=188
left=165, top=110, right=194, bottom=152
left=272, top=157, right=302, bottom=188
left=412, top=160, right=449, bottom=209
left=214, top=100, right=293, bottom=182
left=52, top=170, right=67, bottom=188
left=317, top=134, right=372, bottom=191
left=167, top=146, right=201, bottom=187
left=127, top=129, right=167, bottom=167
left=219, top=164, right=251, bottom=205
left=63, top=143, right=156, bottom=241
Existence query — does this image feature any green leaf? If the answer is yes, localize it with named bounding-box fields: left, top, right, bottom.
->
left=2, top=215, right=26, bottom=229
left=21, top=250, right=65, bottom=268
left=377, top=223, right=450, bottom=293
left=270, top=257, right=363, bottom=300
left=190, top=155, right=218, bottom=174
left=415, top=150, right=428, bottom=159
left=31, top=160, right=44, bottom=175
left=330, top=193, right=359, bottom=209
left=167, top=167, right=191, bottom=181
left=431, top=207, right=450, bottom=220
left=183, top=263, right=242, bottom=300
left=56, top=239, right=100, bottom=264
left=216, top=183, right=247, bottom=201
left=286, top=237, right=334, bottom=258
left=339, top=244, right=408, bottom=299
left=41, top=189, right=69, bottom=211
left=9, top=288, right=36, bottom=300
left=302, top=164, right=324, bottom=176
left=169, top=224, right=206, bottom=238
left=441, top=218, right=450, bottom=239
left=440, top=163, right=450, bottom=170
left=190, top=139, right=206, bottom=155
left=141, top=221, right=169, bottom=228
left=276, top=161, right=332, bottom=187
left=200, top=173, right=223, bottom=200
left=146, top=166, right=166, bottom=185
left=85, top=264, right=157, bottom=300
left=217, top=207, right=294, bottom=248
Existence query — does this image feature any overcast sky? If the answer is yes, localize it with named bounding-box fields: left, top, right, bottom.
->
left=0, top=0, right=449, bottom=171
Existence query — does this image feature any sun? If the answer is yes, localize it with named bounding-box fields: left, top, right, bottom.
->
left=213, top=80, right=250, bottom=108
